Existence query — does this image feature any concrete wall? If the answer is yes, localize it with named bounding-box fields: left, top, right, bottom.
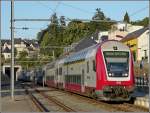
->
left=2, top=64, right=22, bottom=81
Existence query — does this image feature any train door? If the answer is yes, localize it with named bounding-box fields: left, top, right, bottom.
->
left=81, top=68, right=85, bottom=92
left=55, top=67, right=58, bottom=85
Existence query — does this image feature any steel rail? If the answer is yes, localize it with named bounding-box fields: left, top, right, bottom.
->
left=35, top=88, right=76, bottom=112
left=44, top=87, right=149, bottom=112
left=24, top=87, right=49, bottom=112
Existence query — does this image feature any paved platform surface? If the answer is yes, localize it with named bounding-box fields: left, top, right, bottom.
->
left=1, top=94, right=37, bottom=112
left=1, top=82, right=37, bottom=112
left=134, top=95, right=149, bottom=109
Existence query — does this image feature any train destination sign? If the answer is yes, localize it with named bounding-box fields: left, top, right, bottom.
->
left=103, top=51, right=129, bottom=57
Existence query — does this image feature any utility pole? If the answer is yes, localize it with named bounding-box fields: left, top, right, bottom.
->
left=148, top=1, right=150, bottom=111
left=11, top=0, right=14, bottom=100
left=0, top=0, right=2, bottom=111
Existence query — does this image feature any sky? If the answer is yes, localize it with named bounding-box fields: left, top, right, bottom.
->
left=1, top=1, right=149, bottom=40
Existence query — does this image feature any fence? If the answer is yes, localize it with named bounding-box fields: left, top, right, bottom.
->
left=135, top=77, right=149, bottom=87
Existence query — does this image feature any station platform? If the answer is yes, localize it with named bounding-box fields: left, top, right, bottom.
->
left=132, top=87, right=149, bottom=109
left=134, top=95, right=149, bottom=109
left=1, top=82, right=37, bottom=112
left=1, top=94, right=37, bottom=112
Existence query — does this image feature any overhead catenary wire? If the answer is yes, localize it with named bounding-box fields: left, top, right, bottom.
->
left=129, top=6, right=148, bottom=18
left=14, top=18, right=119, bottom=23
left=60, top=2, right=94, bottom=14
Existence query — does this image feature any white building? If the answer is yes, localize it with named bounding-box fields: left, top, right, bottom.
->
left=1, top=38, right=40, bottom=59
left=137, top=28, right=149, bottom=62
left=96, top=31, right=108, bottom=43
left=2, top=46, right=11, bottom=59
left=108, top=22, right=144, bottom=41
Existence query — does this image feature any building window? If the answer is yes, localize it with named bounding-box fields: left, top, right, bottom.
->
left=144, top=50, right=148, bottom=59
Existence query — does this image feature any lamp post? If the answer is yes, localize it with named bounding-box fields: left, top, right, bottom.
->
left=11, top=0, right=14, bottom=100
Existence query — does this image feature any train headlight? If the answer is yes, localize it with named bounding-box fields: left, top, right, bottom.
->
left=122, top=73, right=128, bottom=77
left=125, top=73, right=128, bottom=76
left=108, top=73, right=112, bottom=76
left=108, top=73, right=114, bottom=77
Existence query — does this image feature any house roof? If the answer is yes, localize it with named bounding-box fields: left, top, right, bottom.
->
left=2, top=38, right=22, bottom=45
left=23, top=39, right=39, bottom=48
left=2, top=38, right=39, bottom=48
left=14, top=38, right=22, bottom=44
left=1, top=39, right=11, bottom=46
left=3, top=46, right=11, bottom=53
left=121, top=27, right=149, bottom=42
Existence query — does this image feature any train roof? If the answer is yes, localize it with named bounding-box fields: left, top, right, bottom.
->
left=64, top=44, right=98, bottom=63
left=64, top=40, right=130, bottom=64
left=44, top=40, right=130, bottom=66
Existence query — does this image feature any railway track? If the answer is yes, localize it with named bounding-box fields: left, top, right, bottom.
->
left=25, top=88, right=49, bottom=112
left=40, top=86, right=149, bottom=112
left=35, top=88, right=76, bottom=112
left=22, top=83, right=148, bottom=112
left=22, top=83, right=76, bottom=112
left=68, top=91, right=149, bottom=112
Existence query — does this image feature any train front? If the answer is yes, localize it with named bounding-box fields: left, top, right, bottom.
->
left=96, top=41, right=135, bottom=101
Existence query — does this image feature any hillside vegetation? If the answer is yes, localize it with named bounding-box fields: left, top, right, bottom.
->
left=37, top=8, right=115, bottom=58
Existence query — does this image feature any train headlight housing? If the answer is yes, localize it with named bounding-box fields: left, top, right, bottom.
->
left=108, top=73, right=114, bottom=77
left=108, top=73, right=112, bottom=76
left=122, top=73, right=128, bottom=77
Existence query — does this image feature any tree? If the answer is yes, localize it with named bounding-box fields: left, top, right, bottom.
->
left=50, top=13, right=59, bottom=26
left=37, top=8, right=114, bottom=58
left=131, top=17, right=149, bottom=27
left=92, top=8, right=105, bottom=20
left=60, top=16, right=66, bottom=27
left=123, top=12, right=130, bottom=23
left=19, top=50, right=28, bottom=59
left=36, top=29, right=47, bottom=43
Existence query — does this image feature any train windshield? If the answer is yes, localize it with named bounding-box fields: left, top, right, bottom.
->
left=103, top=51, right=129, bottom=77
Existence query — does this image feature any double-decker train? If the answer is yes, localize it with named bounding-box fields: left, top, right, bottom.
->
left=43, top=40, right=135, bottom=101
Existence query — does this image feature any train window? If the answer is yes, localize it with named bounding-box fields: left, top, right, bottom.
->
left=69, top=76, right=71, bottom=83
left=87, top=61, right=89, bottom=73
left=72, top=76, right=74, bottom=83
left=75, top=76, right=77, bottom=84
left=66, top=76, right=68, bottom=82
left=79, top=76, right=81, bottom=84
left=71, top=76, right=73, bottom=83
left=73, top=76, right=74, bottom=83
left=59, top=67, right=62, bottom=75
left=46, top=76, right=49, bottom=80
left=73, top=76, right=75, bottom=83
left=93, top=60, right=96, bottom=72
left=76, top=75, right=80, bottom=84
left=65, top=75, right=68, bottom=83
left=68, top=76, right=70, bottom=83
left=68, top=76, right=69, bottom=83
